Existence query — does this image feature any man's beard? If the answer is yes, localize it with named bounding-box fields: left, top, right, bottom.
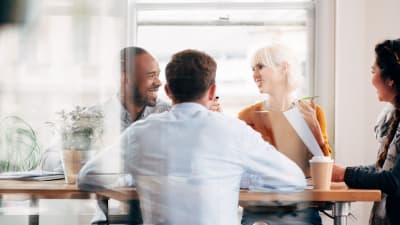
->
left=132, top=85, right=157, bottom=107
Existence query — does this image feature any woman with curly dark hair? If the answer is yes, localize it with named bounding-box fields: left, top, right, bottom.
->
left=332, top=39, right=400, bottom=225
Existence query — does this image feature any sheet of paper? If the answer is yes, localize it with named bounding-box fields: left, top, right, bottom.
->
left=283, top=107, right=324, bottom=157
left=0, top=171, right=64, bottom=180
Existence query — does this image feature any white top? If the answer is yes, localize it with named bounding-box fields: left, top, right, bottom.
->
left=78, top=102, right=306, bottom=225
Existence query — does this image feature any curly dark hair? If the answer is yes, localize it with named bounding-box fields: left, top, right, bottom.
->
left=166, top=49, right=217, bottom=103
left=375, top=39, right=400, bottom=167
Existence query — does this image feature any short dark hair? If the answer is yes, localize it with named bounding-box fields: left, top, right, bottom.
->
left=120, top=46, right=148, bottom=73
left=166, top=49, right=217, bottom=102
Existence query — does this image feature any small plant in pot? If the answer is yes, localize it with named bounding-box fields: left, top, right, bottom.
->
left=48, top=106, right=103, bottom=184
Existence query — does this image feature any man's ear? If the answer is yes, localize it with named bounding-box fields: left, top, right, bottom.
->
left=164, top=84, right=174, bottom=101
left=208, top=84, right=216, bottom=100
left=386, top=79, right=394, bottom=88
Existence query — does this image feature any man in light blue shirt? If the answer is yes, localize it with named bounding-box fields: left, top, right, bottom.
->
left=78, top=49, right=306, bottom=225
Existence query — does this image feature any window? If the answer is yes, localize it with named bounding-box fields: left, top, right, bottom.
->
left=0, top=0, right=127, bottom=143
left=133, top=0, right=315, bottom=115
left=0, top=0, right=317, bottom=145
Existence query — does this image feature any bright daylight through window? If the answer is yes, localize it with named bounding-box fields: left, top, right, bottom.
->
left=134, top=0, right=315, bottom=115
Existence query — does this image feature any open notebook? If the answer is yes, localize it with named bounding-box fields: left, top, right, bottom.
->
left=251, top=107, right=324, bottom=176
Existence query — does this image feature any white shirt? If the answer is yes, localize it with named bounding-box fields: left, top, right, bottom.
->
left=78, top=102, right=306, bottom=225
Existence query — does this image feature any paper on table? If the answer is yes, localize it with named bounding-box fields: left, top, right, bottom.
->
left=283, top=107, right=324, bottom=157
left=252, top=110, right=309, bottom=175
left=0, top=171, right=64, bottom=180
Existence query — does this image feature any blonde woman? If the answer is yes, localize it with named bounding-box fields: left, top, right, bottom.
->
left=238, top=44, right=331, bottom=225
left=239, top=44, right=331, bottom=156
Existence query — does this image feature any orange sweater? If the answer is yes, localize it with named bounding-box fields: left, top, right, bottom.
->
left=238, top=101, right=332, bottom=156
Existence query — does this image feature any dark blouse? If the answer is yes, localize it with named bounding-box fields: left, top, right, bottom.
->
left=344, top=105, right=400, bottom=225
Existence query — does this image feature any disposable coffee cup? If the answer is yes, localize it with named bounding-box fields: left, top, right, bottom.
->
left=309, top=156, right=333, bottom=190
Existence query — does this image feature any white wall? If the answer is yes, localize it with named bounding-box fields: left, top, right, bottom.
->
left=335, top=0, right=400, bottom=224
left=315, top=0, right=336, bottom=148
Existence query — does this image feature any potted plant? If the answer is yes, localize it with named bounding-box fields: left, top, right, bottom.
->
left=48, top=106, right=103, bottom=184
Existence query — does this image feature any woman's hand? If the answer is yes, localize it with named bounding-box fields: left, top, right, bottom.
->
left=208, top=96, right=222, bottom=112
left=297, top=99, right=324, bottom=147
left=332, top=164, right=346, bottom=182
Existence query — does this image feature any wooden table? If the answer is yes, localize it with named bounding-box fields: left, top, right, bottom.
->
left=0, top=180, right=381, bottom=225
left=238, top=182, right=381, bottom=225
left=0, top=180, right=92, bottom=199
left=97, top=182, right=381, bottom=225
left=0, top=180, right=94, bottom=225
left=239, top=182, right=381, bottom=202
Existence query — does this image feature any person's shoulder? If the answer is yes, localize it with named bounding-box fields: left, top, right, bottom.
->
left=238, top=101, right=264, bottom=119
left=239, top=101, right=264, bottom=113
left=298, top=99, right=324, bottom=114
left=156, top=98, right=171, bottom=106
left=139, top=106, right=171, bottom=126
left=377, top=104, right=394, bottom=123
left=375, top=104, right=394, bottom=138
left=141, top=98, right=171, bottom=119
left=314, top=103, right=324, bottom=114
left=126, top=112, right=166, bottom=135
left=152, top=98, right=172, bottom=113
left=210, top=111, right=255, bottom=132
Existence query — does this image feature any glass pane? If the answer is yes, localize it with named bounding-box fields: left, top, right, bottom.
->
left=0, top=0, right=126, bottom=143
left=138, top=25, right=310, bottom=116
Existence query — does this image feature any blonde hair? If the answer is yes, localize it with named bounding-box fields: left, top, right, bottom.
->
left=251, top=44, right=302, bottom=93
